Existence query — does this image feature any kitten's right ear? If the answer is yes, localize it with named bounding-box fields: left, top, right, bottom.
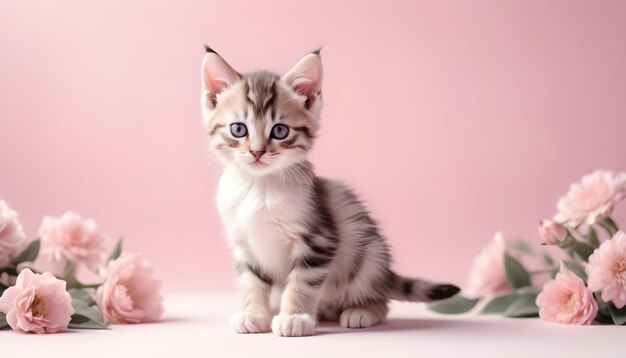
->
left=283, top=50, right=323, bottom=111
left=201, top=45, right=241, bottom=108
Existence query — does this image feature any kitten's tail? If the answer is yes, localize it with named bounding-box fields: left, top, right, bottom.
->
left=388, top=271, right=460, bottom=302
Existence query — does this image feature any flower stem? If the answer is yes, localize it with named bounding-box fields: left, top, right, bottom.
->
left=605, top=216, right=620, bottom=232
left=599, top=217, right=619, bottom=237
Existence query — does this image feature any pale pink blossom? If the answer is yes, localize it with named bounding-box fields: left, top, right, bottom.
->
left=555, top=170, right=626, bottom=225
left=96, top=253, right=163, bottom=324
left=0, top=200, right=27, bottom=268
left=0, top=269, right=74, bottom=333
left=38, top=211, right=107, bottom=272
left=467, top=232, right=513, bottom=298
left=536, top=263, right=598, bottom=325
left=538, top=220, right=568, bottom=245
left=586, top=231, right=626, bottom=308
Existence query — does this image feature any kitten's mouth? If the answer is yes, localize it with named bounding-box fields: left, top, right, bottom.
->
left=250, top=160, right=268, bottom=168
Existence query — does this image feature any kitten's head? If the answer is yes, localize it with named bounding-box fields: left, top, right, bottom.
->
left=201, top=46, right=323, bottom=176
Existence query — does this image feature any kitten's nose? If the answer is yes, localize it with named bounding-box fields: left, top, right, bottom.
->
left=250, top=151, right=265, bottom=159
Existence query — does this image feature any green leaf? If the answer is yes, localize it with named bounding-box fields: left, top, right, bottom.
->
left=563, top=260, right=588, bottom=282
left=481, top=293, right=519, bottom=314
left=608, top=303, right=626, bottom=325
left=0, top=282, right=8, bottom=295
left=516, top=286, right=540, bottom=295
left=504, top=293, right=539, bottom=318
left=68, top=288, right=96, bottom=306
left=541, top=252, right=555, bottom=267
left=504, top=253, right=531, bottom=288
left=587, top=227, right=600, bottom=248
left=11, top=239, right=40, bottom=265
left=72, top=299, right=103, bottom=323
left=511, top=240, right=534, bottom=256
left=69, top=314, right=91, bottom=324
left=427, top=296, right=479, bottom=314
left=66, top=281, right=101, bottom=290
left=0, top=313, right=9, bottom=329
left=70, top=299, right=107, bottom=329
left=69, top=320, right=107, bottom=329
left=107, top=238, right=123, bottom=263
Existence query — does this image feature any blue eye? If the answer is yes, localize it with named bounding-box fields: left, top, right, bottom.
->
left=230, top=123, right=248, bottom=138
left=271, top=124, right=289, bottom=140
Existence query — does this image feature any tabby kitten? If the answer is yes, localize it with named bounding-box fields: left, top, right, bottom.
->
left=201, top=46, right=459, bottom=337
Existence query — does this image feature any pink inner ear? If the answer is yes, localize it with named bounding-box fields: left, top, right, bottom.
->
left=202, top=53, right=240, bottom=105
left=294, top=81, right=320, bottom=109
left=294, top=79, right=315, bottom=96
left=285, top=55, right=322, bottom=109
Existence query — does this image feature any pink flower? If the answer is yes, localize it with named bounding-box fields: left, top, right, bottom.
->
left=536, top=263, right=598, bottom=325
left=0, top=269, right=74, bottom=333
left=96, top=253, right=163, bottom=324
left=586, top=231, right=626, bottom=308
left=38, top=211, right=107, bottom=272
left=467, top=232, right=513, bottom=298
left=0, top=200, right=27, bottom=268
left=556, top=170, right=626, bottom=226
left=538, top=220, right=568, bottom=245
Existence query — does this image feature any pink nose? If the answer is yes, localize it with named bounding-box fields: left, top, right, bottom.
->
left=251, top=151, right=265, bottom=159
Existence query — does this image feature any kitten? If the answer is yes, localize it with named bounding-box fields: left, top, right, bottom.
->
left=201, top=46, right=460, bottom=337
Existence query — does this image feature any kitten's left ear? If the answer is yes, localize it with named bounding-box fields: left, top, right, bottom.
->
left=201, top=45, right=241, bottom=108
left=283, top=50, right=323, bottom=112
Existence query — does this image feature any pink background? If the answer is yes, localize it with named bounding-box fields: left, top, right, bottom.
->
left=1, top=0, right=625, bottom=293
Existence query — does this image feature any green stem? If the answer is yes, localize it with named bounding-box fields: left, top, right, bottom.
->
left=598, top=218, right=618, bottom=237
left=605, top=217, right=620, bottom=234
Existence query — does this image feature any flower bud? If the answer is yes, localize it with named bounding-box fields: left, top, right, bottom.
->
left=538, top=220, right=568, bottom=245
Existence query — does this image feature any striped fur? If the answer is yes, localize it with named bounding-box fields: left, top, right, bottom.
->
left=201, top=48, right=459, bottom=337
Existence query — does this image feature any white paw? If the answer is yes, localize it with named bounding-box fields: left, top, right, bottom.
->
left=271, top=313, right=316, bottom=337
left=339, top=307, right=382, bottom=328
left=230, top=312, right=272, bottom=334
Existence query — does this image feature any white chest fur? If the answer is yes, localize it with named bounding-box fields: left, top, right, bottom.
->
left=216, top=165, right=311, bottom=282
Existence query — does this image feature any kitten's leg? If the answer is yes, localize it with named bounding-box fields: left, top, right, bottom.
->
left=230, top=264, right=273, bottom=334
left=339, top=303, right=389, bottom=329
left=271, top=268, right=325, bottom=337
left=272, top=247, right=334, bottom=337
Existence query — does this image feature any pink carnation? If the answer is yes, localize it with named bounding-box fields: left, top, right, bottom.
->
left=96, top=253, right=163, bottom=324
left=466, top=232, right=513, bottom=298
left=586, top=231, right=626, bottom=308
left=38, top=211, right=107, bottom=272
left=555, top=170, right=626, bottom=225
left=536, top=264, right=598, bottom=325
left=0, top=200, right=27, bottom=268
left=0, top=269, right=74, bottom=333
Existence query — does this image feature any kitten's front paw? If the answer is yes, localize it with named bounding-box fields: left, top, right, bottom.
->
left=271, top=313, right=316, bottom=337
left=230, top=312, right=272, bottom=334
left=339, top=307, right=383, bottom=328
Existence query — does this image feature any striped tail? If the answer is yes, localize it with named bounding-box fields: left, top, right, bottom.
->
left=389, top=271, right=460, bottom=302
